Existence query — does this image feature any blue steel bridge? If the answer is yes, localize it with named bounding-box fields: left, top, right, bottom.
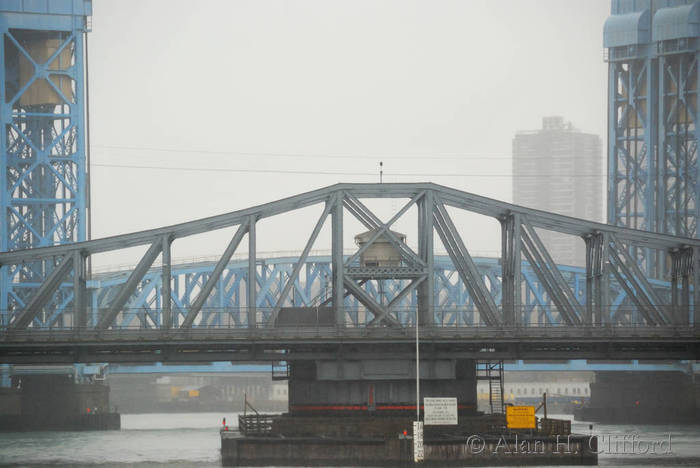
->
left=0, top=183, right=699, bottom=364
left=70, top=255, right=661, bottom=330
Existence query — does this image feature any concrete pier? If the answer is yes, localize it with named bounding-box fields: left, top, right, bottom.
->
left=287, top=359, right=476, bottom=416
left=0, top=375, right=120, bottom=431
left=221, top=420, right=598, bottom=466
left=222, top=356, right=597, bottom=466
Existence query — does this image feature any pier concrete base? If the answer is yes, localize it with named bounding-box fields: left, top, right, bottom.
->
left=221, top=431, right=597, bottom=466
left=0, top=375, right=120, bottom=431
left=288, top=359, right=476, bottom=416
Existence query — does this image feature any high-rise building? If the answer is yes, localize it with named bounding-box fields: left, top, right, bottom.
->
left=512, top=116, right=603, bottom=266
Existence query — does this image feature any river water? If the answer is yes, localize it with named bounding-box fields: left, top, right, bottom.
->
left=0, top=412, right=699, bottom=467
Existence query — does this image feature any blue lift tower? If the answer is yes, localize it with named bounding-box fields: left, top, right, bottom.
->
left=0, top=1, right=92, bottom=326
left=605, top=0, right=700, bottom=277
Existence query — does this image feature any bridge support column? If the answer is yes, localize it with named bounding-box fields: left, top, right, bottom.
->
left=417, top=191, right=434, bottom=326
left=670, top=247, right=692, bottom=325
left=287, top=358, right=476, bottom=417
left=332, top=193, right=344, bottom=326
left=248, top=216, right=257, bottom=328
left=575, top=371, right=696, bottom=424
left=585, top=232, right=608, bottom=326
left=501, top=213, right=521, bottom=326
left=73, top=251, right=87, bottom=330
left=161, top=235, right=172, bottom=329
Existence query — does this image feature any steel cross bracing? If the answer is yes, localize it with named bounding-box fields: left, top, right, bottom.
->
left=0, top=183, right=699, bottom=362
left=0, top=3, right=92, bottom=324
left=605, top=4, right=700, bottom=278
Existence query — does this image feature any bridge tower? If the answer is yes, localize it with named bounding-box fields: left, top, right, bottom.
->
left=0, top=1, right=92, bottom=322
left=605, top=0, right=700, bottom=277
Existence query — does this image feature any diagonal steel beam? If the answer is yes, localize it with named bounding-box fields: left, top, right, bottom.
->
left=368, top=276, right=426, bottom=326
left=343, top=193, right=426, bottom=267
left=96, top=241, right=163, bottom=330
left=609, top=235, right=671, bottom=324
left=521, top=220, right=583, bottom=325
left=433, top=199, right=500, bottom=326
left=345, top=191, right=425, bottom=267
left=342, top=196, right=375, bottom=230
left=343, top=277, right=401, bottom=327
left=319, top=279, right=366, bottom=307
left=181, top=222, right=249, bottom=328
left=608, top=248, right=666, bottom=325
left=520, top=238, right=577, bottom=325
left=10, top=255, right=74, bottom=330
left=608, top=264, right=659, bottom=325
left=267, top=200, right=333, bottom=325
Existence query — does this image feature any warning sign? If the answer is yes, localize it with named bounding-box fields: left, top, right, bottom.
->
left=424, top=397, right=458, bottom=425
left=506, top=405, right=536, bottom=429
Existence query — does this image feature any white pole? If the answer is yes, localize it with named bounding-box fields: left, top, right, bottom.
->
left=416, top=309, right=420, bottom=421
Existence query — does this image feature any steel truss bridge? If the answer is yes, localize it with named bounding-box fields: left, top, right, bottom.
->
left=1, top=183, right=699, bottom=364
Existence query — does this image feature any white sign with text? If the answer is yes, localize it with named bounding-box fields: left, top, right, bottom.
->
left=423, top=397, right=458, bottom=425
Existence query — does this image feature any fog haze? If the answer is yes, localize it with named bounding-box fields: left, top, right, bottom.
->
left=87, top=0, right=609, bottom=267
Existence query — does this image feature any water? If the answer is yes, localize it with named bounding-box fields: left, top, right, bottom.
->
left=0, top=412, right=698, bottom=467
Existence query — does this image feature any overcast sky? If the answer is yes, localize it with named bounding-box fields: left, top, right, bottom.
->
left=86, top=0, right=610, bottom=267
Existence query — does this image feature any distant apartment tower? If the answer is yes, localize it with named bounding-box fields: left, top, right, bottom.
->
left=512, top=117, right=603, bottom=266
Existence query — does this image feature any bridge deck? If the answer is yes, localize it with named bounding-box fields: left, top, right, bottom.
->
left=1, top=326, right=697, bottom=364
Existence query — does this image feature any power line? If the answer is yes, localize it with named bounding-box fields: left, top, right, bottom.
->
left=92, top=162, right=606, bottom=178
left=92, top=144, right=508, bottom=160
left=93, top=144, right=605, bottom=162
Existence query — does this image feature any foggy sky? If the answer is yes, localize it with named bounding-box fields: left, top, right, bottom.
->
left=86, top=0, right=610, bottom=267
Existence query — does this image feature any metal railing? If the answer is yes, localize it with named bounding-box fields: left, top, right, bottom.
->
left=238, top=414, right=274, bottom=436
left=1, top=305, right=696, bottom=332
left=1, top=323, right=697, bottom=343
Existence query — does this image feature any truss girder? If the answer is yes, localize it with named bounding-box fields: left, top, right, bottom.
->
left=520, top=221, right=582, bottom=326
left=343, top=193, right=425, bottom=267
left=343, top=276, right=401, bottom=327
left=3, top=255, right=674, bottom=331
left=9, top=254, right=73, bottom=329
left=607, top=236, right=670, bottom=326
left=433, top=199, right=500, bottom=326
left=0, top=183, right=698, bottom=333
left=181, top=222, right=249, bottom=328
left=96, top=241, right=163, bottom=330
left=268, top=200, right=333, bottom=324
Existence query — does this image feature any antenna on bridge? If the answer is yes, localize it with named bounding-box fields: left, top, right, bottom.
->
left=379, top=161, right=383, bottom=183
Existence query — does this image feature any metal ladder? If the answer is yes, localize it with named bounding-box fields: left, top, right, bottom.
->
left=477, top=360, right=504, bottom=414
